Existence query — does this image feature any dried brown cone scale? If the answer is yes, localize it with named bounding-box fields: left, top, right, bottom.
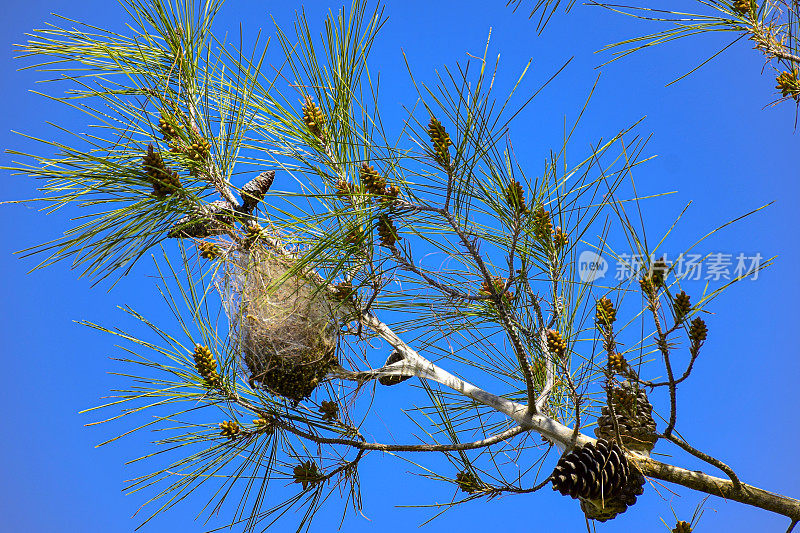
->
left=378, top=350, right=412, bottom=386
left=550, top=438, right=630, bottom=501
left=595, top=382, right=657, bottom=454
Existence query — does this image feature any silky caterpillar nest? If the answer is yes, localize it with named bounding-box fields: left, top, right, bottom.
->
left=222, top=243, right=339, bottom=401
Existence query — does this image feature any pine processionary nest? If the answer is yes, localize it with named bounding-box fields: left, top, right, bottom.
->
left=220, top=243, right=339, bottom=401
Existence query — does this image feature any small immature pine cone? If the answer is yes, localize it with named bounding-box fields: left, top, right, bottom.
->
left=383, top=184, right=401, bottom=206
left=219, top=420, right=240, bottom=439
left=609, top=352, right=627, bottom=374
left=293, top=461, right=322, bottom=490
left=689, top=316, right=708, bottom=353
left=143, top=144, right=182, bottom=197
left=532, top=205, right=553, bottom=242
left=193, top=344, right=221, bottom=388
left=546, top=329, right=567, bottom=359
left=359, top=163, right=387, bottom=196
left=456, top=470, right=482, bottom=494
left=197, top=241, right=220, bottom=260
left=302, top=96, right=327, bottom=141
left=650, top=258, right=668, bottom=287
left=376, top=214, right=400, bottom=247
left=732, top=0, right=750, bottom=16
left=505, top=179, right=527, bottom=214
left=185, top=137, right=211, bottom=163
left=244, top=224, right=265, bottom=247
left=253, top=413, right=277, bottom=434
left=595, top=297, right=616, bottom=327
left=673, top=290, right=691, bottom=322
left=553, top=226, right=569, bottom=250
left=479, top=276, right=513, bottom=300
left=427, top=117, right=452, bottom=170
left=776, top=70, right=800, bottom=100
left=673, top=521, right=693, bottom=533
left=158, top=113, right=183, bottom=141
left=319, top=401, right=339, bottom=422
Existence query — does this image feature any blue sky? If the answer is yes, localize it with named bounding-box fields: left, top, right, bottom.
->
left=1, top=1, right=798, bottom=532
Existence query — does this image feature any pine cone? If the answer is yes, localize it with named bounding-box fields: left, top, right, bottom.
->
left=608, top=352, right=627, bottom=374
left=456, top=470, right=482, bottom=494
left=580, top=468, right=646, bottom=522
left=319, top=400, right=339, bottom=422
left=378, top=350, right=412, bottom=386
left=776, top=70, right=800, bottom=100
left=376, top=214, right=400, bottom=247
left=673, top=520, right=693, bottom=533
left=505, top=179, right=526, bottom=214
left=595, top=382, right=657, bottom=454
left=241, top=170, right=276, bottom=210
left=219, top=420, right=240, bottom=439
left=689, top=316, right=708, bottom=356
left=197, top=241, right=220, bottom=260
left=293, top=460, right=322, bottom=490
left=194, top=344, right=221, bottom=388
left=302, top=96, right=326, bottom=141
left=143, top=144, right=182, bottom=197
left=732, top=0, right=750, bottom=16
left=595, top=297, right=617, bottom=327
left=186, top=137, right=211, bottom=163
left=673, top=291, right=691, bottom=322
left=360, top=163, right=387, bottom=196
left=546, top=329, right=567, bottom=359
left=551, top=439, right=630, bottom=501
left=479, top=276, right=513, bottom=300
left=428, top=117, right=452, bottom=170
left=553, top=226, right=569, bottom=250
left=650, top=258, right=668, bottom=287
left=532, top=205, right=553, bottom=242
